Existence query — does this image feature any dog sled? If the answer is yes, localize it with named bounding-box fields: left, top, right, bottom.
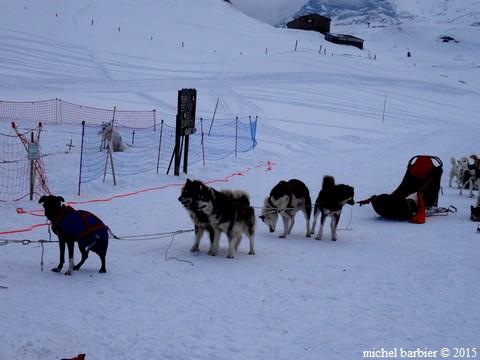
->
left=359, top=155, right=455, bottom=223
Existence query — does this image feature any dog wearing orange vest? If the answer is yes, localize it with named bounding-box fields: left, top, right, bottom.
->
left=39, top=195, right=109, bottom=275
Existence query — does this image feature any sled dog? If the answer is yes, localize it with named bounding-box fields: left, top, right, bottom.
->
left=260, top=179, right=311, bottom=238
left=193, top=182, right=256, bottom=258
left=449, top=157, right=462, bottom=188
left=98, top=121, right=125, bottom=152
left=471, top=196, right=480, bottom=221
left=39, top=195, right=109, bottom=275
left=460, top=155, right=480, bottom=197
left=178, top=179, right=215, bottom=253
left=312, top=175, right=354, bottom=241
left=179, top=179, right=255, bottom=258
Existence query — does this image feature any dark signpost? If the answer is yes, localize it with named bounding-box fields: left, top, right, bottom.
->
left=174, top=88, right=197, bottom=176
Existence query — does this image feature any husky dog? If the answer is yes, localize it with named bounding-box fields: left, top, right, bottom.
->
left=178, top=179, right=215, bottom=253
left=449, top=157, right=462, bottom=187
left=193, top=183, right=256, bottom=258
left=460, top=155, right=480, bottom=197
left=471, top=196, right=480, bottom=221
left=312, top=176, right=354, bottom=241
left=39, top=195, right=109, bottom=275
left=98, top=121, right=124, bottom=152
left=260, top=179, right=311, bottom=238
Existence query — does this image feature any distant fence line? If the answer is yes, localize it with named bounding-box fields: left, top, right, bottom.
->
left=0, top=98, right=157, bottom=128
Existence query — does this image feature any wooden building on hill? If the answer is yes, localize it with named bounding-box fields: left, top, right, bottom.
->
left=325, top=33, right=364, bottom=50
left=287, top=14, right=331, bottom=35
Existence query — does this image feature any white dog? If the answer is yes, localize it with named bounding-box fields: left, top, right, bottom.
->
left=98, top=121, right=125, bottom=152
left=449, top=157, right=462, bottom=187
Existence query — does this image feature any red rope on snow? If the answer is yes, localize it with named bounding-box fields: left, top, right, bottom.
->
left=2, top=160, right=276, bottom=236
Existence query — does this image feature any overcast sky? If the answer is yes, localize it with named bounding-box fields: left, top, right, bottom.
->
left=231, top=0, right=308, bottom=25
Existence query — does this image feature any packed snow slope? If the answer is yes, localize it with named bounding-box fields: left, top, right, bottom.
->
left=1, top=1, right=480, bottom=359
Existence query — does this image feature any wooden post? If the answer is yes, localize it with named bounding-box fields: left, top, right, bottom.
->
left=29, top=132, right=35, bottom=200
left=207, top=97, right=220, bottom=136
left=200, top=117, right=206, bottom=166
left=77, top=121, right=85, bottom=196
left=153, top=109, right=157, bottom=131
left=235, top=116, right=238, bottom=158
left=183, top=134, right=189, bottom=174
left=382, top=94, right=388, bottom=124
left=294, top=40, right=298, bottom=52
left=103, top=107, right=117, bottom=185
left=156, top=120, right=164, bottom=173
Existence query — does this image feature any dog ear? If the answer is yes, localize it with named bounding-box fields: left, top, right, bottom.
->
left=56, top=196, right=65, bottom=203
left=186, top=178, right=191, bottom=184
left=38, top=196, right=46, bottom=204
left=259, top=215, right=265, bottom=221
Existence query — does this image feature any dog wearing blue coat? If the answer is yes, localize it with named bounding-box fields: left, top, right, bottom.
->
left=39, top=195, right=109, bottom=275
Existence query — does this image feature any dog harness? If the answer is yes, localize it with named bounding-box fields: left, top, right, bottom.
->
left=52, top=206, right=108, bottom=253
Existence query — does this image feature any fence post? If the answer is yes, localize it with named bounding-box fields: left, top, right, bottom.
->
left=156, top=120, right=164, bottom=173
left=29, top=132, right=35, bottom=200
left=382, top=93, right=388, bottom=124
left=77, top=121, right=85, bottom=196
left=153, top=109, right=157, bottom=131
left=200, top=117, right=206, bottom=166
left=254, top=116, right=258, bottom=147
left=294, top=40, right=298, bottom=52
left=58, top=98, right=63, bottom=124
left=207, top=97, right=219, bottom=136
left=131, top=130, right=135, bottom=145
left=55, top=98, right=59, bottom=124
left=235, top=116, right=238, bottom=158
left=249, top=116, right=255, bottom=148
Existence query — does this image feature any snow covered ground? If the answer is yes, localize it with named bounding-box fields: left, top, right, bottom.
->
left=1, top=1, right=479, bottom=359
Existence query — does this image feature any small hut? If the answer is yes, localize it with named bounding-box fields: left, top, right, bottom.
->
left=325, top=33, right=364, bottom=50
left=287, top=14, right=331, bottom=35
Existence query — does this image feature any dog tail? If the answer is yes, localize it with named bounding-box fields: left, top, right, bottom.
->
left=322, top=175, right=335, bottom=189
left=232, top=190, right=251, bottom=206
left=451, top=157, right=456, bottom=165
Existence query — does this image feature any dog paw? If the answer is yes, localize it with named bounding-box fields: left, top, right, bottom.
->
left=226, top=255, right=234, bottom=259
left=306, top=234, right=311, bottom=238
left=99, top=268, right=106, bottom=273
left=73, top=265, right=80, bottom=271
left=279, top=235, right=286, bottom=239
left=248, top=250, right=255, bottom=255
left=331, top=238, right=337, bottom=241
left=64, top=270, right=72, bottom=276
left=51, top=266, right=62, bottom=273
left=190, top=245, right=200, bottom=253
left=315, top=236, right=322, bottom=240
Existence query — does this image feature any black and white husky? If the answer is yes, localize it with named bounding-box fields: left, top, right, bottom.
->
left=260, top=179, right=311, bottom=238
left=179, top=179, right=255, bottom=258
left=194, top=184, right=256, bottom=258
left=312, top=175, right=354, bottom=241
left=178, top=179, right=215, bottom=254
